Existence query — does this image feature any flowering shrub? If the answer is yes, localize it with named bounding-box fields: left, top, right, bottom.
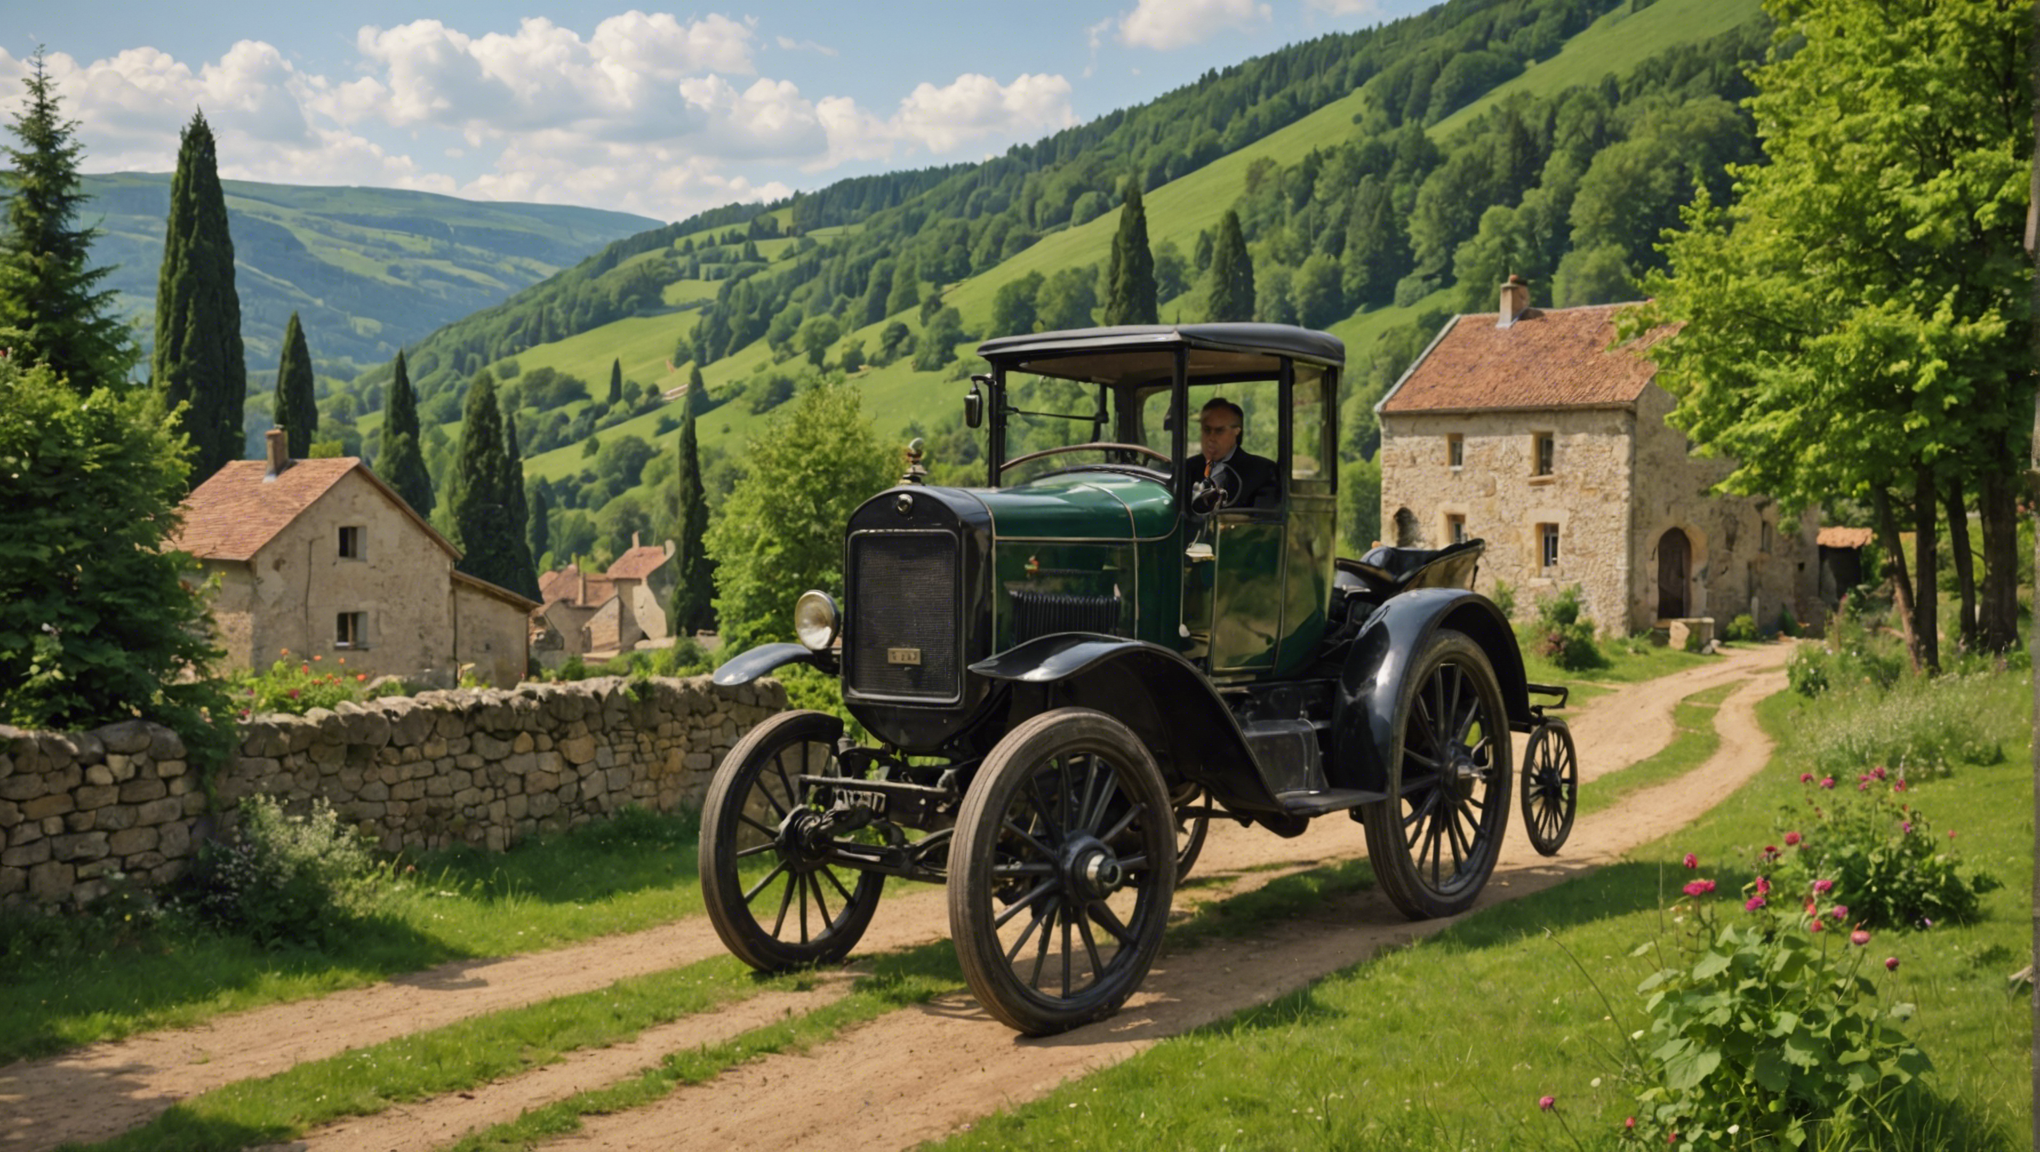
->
left=1533, top=585, right=1606, bottom=671
left=228, top=652, right=372, bottom=716
left=175, top=795, right=383, bottom=949
left=1786, top=611, right=1904, bottom=699
left=1771, top=775, right=1999, bottom=931
left=1623, top=856, right=1930, bottom=1148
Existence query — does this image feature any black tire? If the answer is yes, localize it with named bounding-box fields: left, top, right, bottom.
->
left=1361, top=629, right=1513, bottom=919
left=1172, top=783, right=1211, bottom=879
left=1520, top=720, right=1577, bottom=857
left=948, top=708, right=1177, bottom=1035
left=699, top=710, right=884, bottom=970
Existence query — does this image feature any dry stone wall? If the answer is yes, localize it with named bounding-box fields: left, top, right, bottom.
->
left=0, top=675, right=785, bottom=910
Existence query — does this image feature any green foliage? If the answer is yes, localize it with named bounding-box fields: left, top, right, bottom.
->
left=1490, top=579, right=1517, bottom=621
left=150, top=109, right=245, bottom=483
left=1787, top=612, right=1906, bottom=698
left=1205, top=209, right=1254, bottom=321
left=176, top=796, right=383, bottom=950
left=1103, top=178, right=1157, bottom=325
left=450, top=371, right=539, bottom=599
left=1532, top=584, right=1605, bottom=670
left=666, top=404, right=716, bottom=635
left=0, top=50, right=138, bottom=399
left=1795, top=669, right=2011, bottom=781
left=1626, top=872, right=1932, bottom=1148
left=271, top=311, right=317, bottom=457
left=1724, top=613, right=1757, bottom=643
left=1769, top=775, right=2001, bottom=932
left=1336, top=456, right=1380, bottom=555
left=706, top=379, right=895, bottom=653
left=227, top=654, right=376, bottom=716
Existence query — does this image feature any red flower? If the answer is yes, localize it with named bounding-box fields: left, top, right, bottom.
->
left=1745, top=895, right=1766, bottom=912
left=1812, top=878, right=1834, bottom=894
left=1784, top=831, right=1801, bottom=847
left=1799, top=772, right=1813, bottom=784
left=1682, top=852, right=1698, bottom=869
left=1885, top=956, right=1900, bottom=972
left=1755, top=875, right=1771, bottom=894
left=1851, top=930, right=1871, bottom=946
left=1682, top=879, right=1715, bottom=897
left=1819, top=776, right=1835, bottom=789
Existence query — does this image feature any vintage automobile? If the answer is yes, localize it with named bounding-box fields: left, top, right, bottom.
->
left=704, top=323, right=1576, bottom=1035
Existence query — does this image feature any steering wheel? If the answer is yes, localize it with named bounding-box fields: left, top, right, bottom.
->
left=1188, top=458, right=1235, bottom=516
left=999, top=441, right=1173, bottom=474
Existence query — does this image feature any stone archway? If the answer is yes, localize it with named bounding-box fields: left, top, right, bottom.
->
left=1657, top=528, right=1691, bottom=619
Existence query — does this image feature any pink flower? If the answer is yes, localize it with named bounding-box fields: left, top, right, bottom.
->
left=1829, top=904, right=1849, bottom=921
left=1539, top=1095, right=1556, bottom=1112
left=1851, top=930, right=1871, bottom=946
left=1812, top=878, right=1834, bottom=894
left=1948, top=830, right=1957, bottom=839
left=1810, top=919, right=1826, bottom=932
left=1819, top=776, right=1835, bottom=789
left=1901, top=822, right=1913, bottom=834
left=1755, top=876, right=1771, bottom=894
left=1871, top=766, right=1887, bottom=780
left=1784, top=831, right=1802, bottom=847
left=1857, top=780, right=1871, bottom=791
left=1683, top=852, right=1698, bottom=869
left=1683, top=879, right=1715, bottom=897
left=1626, top=1117, right=1637, bottom=1130
left=1894, top=779, right=1907, bottom=792
left=1745, top=895, right=1767, bottom=912
left=1885, top=956, right=1900, bottom=972
left=1761, top=845, right=1780, bottom=863
left=1799, top=772, right=1814, bottom=783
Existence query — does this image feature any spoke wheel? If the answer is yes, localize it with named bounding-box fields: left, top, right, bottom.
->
left=700, top=710, right=884, bottom=970
left=1362, top=629, right=1512, bottom=919
left=949, top=708, right=1176, bottom=1036
left=1172, top=783, right=1211, bottom=878
left=1519, top=720, right=1577, bottom=856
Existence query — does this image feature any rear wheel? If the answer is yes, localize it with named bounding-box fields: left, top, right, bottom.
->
left=949, top=708, right=1176, bottom=1035
left=1519, top=720, right=1577, bottom=856
left=1361, top=629, right=1512, bottom=919
left=699, top=710, right=884, bottom=970
left=1171, top=783, right=1211, bottom=878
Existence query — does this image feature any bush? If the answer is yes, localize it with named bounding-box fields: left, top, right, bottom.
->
left=1796, top=673, right=2008, bottom=777
left=1724, top=614, right=1758, bottom=643
left=228, top=653, right=366, bottom=716
left=1787, top=611, right=1905, bottom=698
left=176, top=796, right=383, bottom=949
left=1533, top=585, right=1605, bottom=671
left=1769, top=773, right=2001, bottom=930
left=1489, top=578, right=1516, bottom=620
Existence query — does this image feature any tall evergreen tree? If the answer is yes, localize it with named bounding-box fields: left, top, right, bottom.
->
left=0, top=49, right=136, bottom=396
left=527, top=481, right=551, bottom=569
left=1206, top=210, right=1256, bottom=322
left=885, top=257, right=921, bottom=317
left=685, top=363, right=709, bottom=416
left=1104, top=179, right=1158, bottom=326
left=151, top=109, right=245, bottom=482
left=271, top=311, right=317, bottom=457
left=379, top=349, right=435, bottom=516
left=667, top=403, right=717, bottom=635
left=607, top=357, right=623, bottom=405
left=498, top=407, right=539, bottom=600
left=450, top=371, right=537, bottom=599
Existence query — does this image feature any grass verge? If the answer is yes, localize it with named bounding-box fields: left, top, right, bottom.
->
left=1578, top=681, right=1736, bottom=817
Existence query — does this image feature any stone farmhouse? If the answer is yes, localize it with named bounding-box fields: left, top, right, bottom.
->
left=530, top=536, right=679, bottom=667
left=171, top=430, right=539, bottom=687
left=1375, top=278, right=1820, bottom=636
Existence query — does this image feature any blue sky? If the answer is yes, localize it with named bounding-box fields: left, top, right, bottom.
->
left=2, top=0, right=1434, bottom=221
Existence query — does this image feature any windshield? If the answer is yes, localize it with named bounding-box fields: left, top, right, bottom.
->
left=999, top=375, right=1175, bottom=485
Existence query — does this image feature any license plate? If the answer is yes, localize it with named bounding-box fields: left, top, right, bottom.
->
left=836, top=788, right=888, bottom=815
left=887, top=647, right=921, bottom=665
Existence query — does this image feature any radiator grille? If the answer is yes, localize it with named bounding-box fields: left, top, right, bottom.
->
left=847, top=532, right=961, bottom=701
left=1009, top=589, right=1122, bottom=644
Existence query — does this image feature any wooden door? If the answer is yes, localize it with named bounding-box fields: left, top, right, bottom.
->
left=1657, top=529, right=1690, bottom=619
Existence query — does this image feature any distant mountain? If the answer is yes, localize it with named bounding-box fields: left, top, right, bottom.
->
left=79, top=174, right=662, bottom=381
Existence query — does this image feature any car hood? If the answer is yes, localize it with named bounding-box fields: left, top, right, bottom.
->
left=961, top=470, right=1177, bottom=542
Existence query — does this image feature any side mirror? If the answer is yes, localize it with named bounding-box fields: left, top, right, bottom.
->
left=965, top=375, right=989, bottom=429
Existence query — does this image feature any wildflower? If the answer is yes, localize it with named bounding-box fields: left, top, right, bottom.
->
left=1885, top=956, right=1900, bottom=972
left=1894, top=779, right=1907, bottom=792
left=1948, top=829, right=1957, bottom=839
left=1812, top=878, right=1834, bottom=894
left=1626, top=1117, right=1636, bottom=1131
left=313, top=654, right=322, bottom=661
left=1755, top=876, right=1771, bottom=895
left=1919, top=917, right=1933, bottom=929
left=1901, top=821, right=1913, bottom=834
left=1819, top=776, right=1835, bottom=789
left=1799, top=772, right=1813, bottom=783
left=356, top=673, right=367, bottom=682
left=1760, top=844, right=1779, bottom=863
left=1682, top=852, right=1697, bottom=869
left=1851, top=929, right=1871, bottom=946
left=1871, top=766, right=1887, bottom=780
left=1784, top=831, right=1801, bottom=847
left=1745, top=895, right=1766, bottom=912
left=288, top=687, right=300, bottom=699
left=1810, top=919, right=1825, bottom=932
left=1856, top=779, right=1870, bottom=791
left=1829, top=904, right=1848, bottom=921
left=1539, top=1096, right=1555, bottom=1112
left=281, top=648, right=290, bottom=656
left=1682, top=879, right=1715, bottom=897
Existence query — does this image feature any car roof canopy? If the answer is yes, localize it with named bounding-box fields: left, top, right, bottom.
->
left=977, top=323, right=1344, bottom=388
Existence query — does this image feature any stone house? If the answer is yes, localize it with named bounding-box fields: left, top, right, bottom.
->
left=171, top=430, right=539, bottom=687
left=1374, top=278, right=1820, bottom=635
left=531, top=536, right=678, bottom=666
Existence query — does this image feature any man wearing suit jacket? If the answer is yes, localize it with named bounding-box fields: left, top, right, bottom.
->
left=1181, top=397, right=1278, bottom=511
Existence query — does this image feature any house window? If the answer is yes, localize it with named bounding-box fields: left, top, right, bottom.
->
left=336, top=611, right=368, bottom=649
left=1446, top=513, right=1468, bottom=544
left=1446, top=434, right=1464, bottom=469
left=1532, top=432, right=1554, bottom=477
left=1538, top=523, right=1560, bottom=568
left=338, top=525, right=365, bottom=560
left=1761, top=520, right=1774, bottom=554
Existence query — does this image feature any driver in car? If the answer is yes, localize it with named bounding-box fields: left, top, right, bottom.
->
left=1182, top=397, right=1278, bottom=510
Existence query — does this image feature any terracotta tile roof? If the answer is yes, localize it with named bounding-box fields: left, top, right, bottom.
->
left=1817, top=527, right=1875, bottom=549
left=537, top=565, right=613, bottom=608
left=1378, top=303, right=1670, bottom=414
left=451, top=568, right=541, bottom=611
left=606, top=544, right=672, bottom=582
left=169, top=458, right=457, bottom=563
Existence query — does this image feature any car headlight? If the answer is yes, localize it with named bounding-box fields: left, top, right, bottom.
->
left=793, top=589, right=840, bottom=651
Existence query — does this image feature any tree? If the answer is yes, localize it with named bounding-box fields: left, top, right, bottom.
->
left=798, top=313, right=842, bottom=367
left=450, top=371, right=538, bottom=600
left=991, top=270, right=1044, bottom=336
left=1104, top=178, right=1158, bottom=325
left=1036, top=266, right=1098, bottom=332
left=686, top=363, right=710, bottom=416
left=913, top=307, right=964, bottom=372
left=666, top=403, right=717, bottom=635
left=0, top=49, right=136, bottom=398
left=707, top=379, right=895, bottom=653
left=151, top=109, right=246, bottom=483
left=499, top=412, right=537, bottom=599
left=1630, top=0, right=2031, bottom=667
left=1206, top=210, right=1255, bottom=322
left=379, top=350, right=435, bottom=516
left=272, top=311, right=317, bottom=457
left=527, top=481, right=551, bottom=570
left=607, top=358, right=623, bottom=405
left=885, top=257, right=921, bottom=317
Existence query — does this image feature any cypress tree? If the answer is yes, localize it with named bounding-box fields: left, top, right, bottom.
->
left=667, top=402, right=717, bottom=635
left=498, top=407, right=539, bottom=600
left=1104, top=179, right=1158, bottom=326
left=0, top=49, right=136, bottom=396
left=607, top=357, right=622, bottom=405
left=527, top=481, right=551, bottom=569
left=272, top=311, right=317, bottom=457
left=379, top=350, right=434, bottom=516
left=885, top=257, right=921, bottom=317
left=450, top=371, right=536, bottom=598
left=152, top=109, right=246, bottom=482
left=1206, top=209, right=1256, bottom=322
left=686, top=363, right=709, bottom=416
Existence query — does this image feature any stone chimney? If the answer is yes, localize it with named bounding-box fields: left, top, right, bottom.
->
left=264, top=428, right=291, bottom=478
left=631, top=531, right=641, bottom=550
left=1497, top=274, right=1531, bottom=329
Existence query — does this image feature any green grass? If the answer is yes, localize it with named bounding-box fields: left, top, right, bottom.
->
left=928, top=668, right=2033, bottom=1152
left=0, top=807, right=710, bottom=1065
left=1579, top=680, right=1735, bottom=815
left=1518, top=627, right=1728, bottom=692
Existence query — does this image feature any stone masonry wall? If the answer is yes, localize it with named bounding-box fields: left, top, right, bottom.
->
left=0, top=674, right=786, bottom=910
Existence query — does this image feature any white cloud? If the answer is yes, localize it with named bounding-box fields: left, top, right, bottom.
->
left=894, top=73, right=1074, bottom=153
left=1305, top=0, right=1387, bottom=15
left=774, top=35, right=839, bottom=57
left=1118, top=0, right=1272, bottom=51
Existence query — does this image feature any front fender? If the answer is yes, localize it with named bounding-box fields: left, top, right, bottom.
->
left=1330, top=590, right=1530, bottom=794
left=970, top=634, right=1283, bottom=814
left=712, top=642, right=839, bottom=688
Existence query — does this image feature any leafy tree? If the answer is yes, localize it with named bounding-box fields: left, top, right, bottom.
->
left=885, top=257, right=921, bottom=317
left=1104, top=178, right=1158, bottom=325
left=1340, top=175, right=1410, bottom=308
left=450, top=371, right=538, bottom=599
left=594, top=433, right=655, bottom=489
left=990, top=270, right=1044, bottom=336
left=1036, top=266, right=1098, bottom=332
left=151, top=108, right=246, bottom=483
left=1292, top=253, right=1344, bottom=329
left=707, top=379, right=895, bottom=653
left=379, top=349, right=435, bottom=516
left=1154, top=239, right=1190, bottom=303
left=666, top=403, right=717, bottom=634
left=1338, top=456, right=1382, bottom=555
left=838, top=338, right=867, bottom=374
left=0, top=50, right=136, bottom=398
left=272, top=311, right=318, bottom=457
left=914, top=307, right=965, bottom=371
left=798, top=313, right=842, bottom=366
left=1629, top=0, right=2031, bottom=667
left=1206, top=209, right=1255, bottom=322
left=595, top=493, right=652, bottom=561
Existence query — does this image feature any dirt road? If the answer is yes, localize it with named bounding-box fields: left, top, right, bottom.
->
left=0, top=643, right=1792, bottom=1152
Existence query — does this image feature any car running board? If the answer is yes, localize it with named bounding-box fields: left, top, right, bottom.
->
left=1274, top=787, right=1385, bottom=817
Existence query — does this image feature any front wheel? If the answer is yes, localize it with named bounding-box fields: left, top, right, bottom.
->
left=1361, top=629, right=1512, bottom=919
left=948, top=708, right=1177, bottom=1035
left=699, top=710, right=885, bottom=970
left=1519, top=719, right=1577, bottom=856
